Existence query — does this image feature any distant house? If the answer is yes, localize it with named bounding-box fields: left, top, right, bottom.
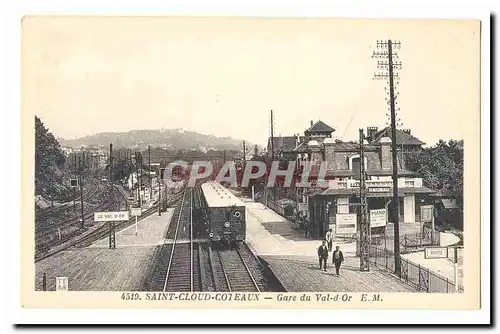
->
left=267, top=120, right=336, bottom=159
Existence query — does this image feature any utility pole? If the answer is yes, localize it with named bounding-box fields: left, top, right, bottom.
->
left=270, top=110, right=275, bottom=199
left=78, top=157, right=85, bottom=228
left=243, top=141, right=246, bottom=165
left=109, top=144, right=113, bottom=184
left=136, top=152, right=142, bottom=207
left=82, top=151, right=86, bottom=186
left=73, top=154, right=77, bottom=213
left=149, top=145, right=152, bottom=199
left=373, top=39, right=402, bottom=276
left=158, top=168, right=162, bottom=216
left=359, top=129, right=369, bottom=271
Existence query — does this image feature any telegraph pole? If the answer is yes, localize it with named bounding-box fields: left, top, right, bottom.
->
left=109, top=144, right=113, bottom=184
left=136, top=152, right=142, bottom=207
left=373, top=39, right=402, bottom=276
left=270, top=110, right=275, bottom=199
left=78, top=157, right=85, bottom=228
left=243, top=140, right=246, bottom=168
left=148, top=145, right=152, bottom=199
left=158, top=168, right=162, bottom=216
left=359, top=129, right=369, bottom=271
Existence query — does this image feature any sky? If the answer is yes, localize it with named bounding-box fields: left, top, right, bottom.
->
left=22, top=17, right=480, bottom=146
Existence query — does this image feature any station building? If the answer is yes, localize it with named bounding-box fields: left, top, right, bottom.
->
left=266, top=120, right=434, bottom=239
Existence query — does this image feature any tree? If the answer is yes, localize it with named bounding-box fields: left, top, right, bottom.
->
left=406, top=139, right=464, bottom=208
left=35, top=116, right=67, bottom=198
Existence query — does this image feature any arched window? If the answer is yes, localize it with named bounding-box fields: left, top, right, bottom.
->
left=348, top=154, right=368, bottom=180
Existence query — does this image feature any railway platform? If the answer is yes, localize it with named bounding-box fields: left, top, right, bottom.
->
left=241, top=197, right=417, bottom=292
left=90, top=208, right=175, bottom=248
left=35, top=208, right=175, bottom=291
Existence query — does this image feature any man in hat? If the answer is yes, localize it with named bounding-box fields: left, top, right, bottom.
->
left=332, top=246, right=345, bottom=276
left=317, top=240, right=329, bottom=271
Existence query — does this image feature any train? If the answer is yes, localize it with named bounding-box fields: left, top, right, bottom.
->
left=200, top=181, right=246, bottom=247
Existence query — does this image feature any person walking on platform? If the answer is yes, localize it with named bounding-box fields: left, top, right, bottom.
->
left=325, top=229, right=333, bottom=251
left=332, top=246, right=344, bottom=276
left=317, top=240, right=329, bottom=271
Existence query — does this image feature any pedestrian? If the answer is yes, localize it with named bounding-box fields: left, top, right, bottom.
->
left=332, top=246, right=344, bottom=276
left=325, top=228, right=333, bottom=251
left=317, top=240, right=329, bottom=271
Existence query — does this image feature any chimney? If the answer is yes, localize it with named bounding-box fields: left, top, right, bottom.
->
left=367, top=126, right=378, bottom=142
left=310, top=120, right=314, bottom=127
left=323, top=138, right=335, bottom=170
left=379, top=137, right=392, bottom=170
left=403, top=129, right=411, bottom=136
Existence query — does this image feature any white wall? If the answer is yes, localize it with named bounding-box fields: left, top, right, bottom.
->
left=404, top=194, right=416, bottom=223
left=337, top=196, right=349, bottom=214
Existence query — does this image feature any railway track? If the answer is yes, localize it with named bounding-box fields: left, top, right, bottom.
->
left=162, top=189, right=202, bottom=292
left=35, top=184, right=124, bottom=252
left=213, top=247, right=261, bottom=292
left=35, top=177, right=100, bottom=221
left=35, top=187, right=185, bottom=263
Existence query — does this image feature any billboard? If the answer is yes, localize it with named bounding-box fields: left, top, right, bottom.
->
left=421, top=205, right=434, bottom=223
left=130, top=207, right=142, bottom=217
left=298, top=203, right=308, bottom=212
left=335, top=213, right=357, bottom=235
left=370, top=209, right=387, bottom=228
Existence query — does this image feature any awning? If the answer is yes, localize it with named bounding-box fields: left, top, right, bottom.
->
left=441, top=198, right=459, bottom=209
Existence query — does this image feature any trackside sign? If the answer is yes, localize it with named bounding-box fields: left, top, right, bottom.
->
left=94, top=211, right=130, bottom=222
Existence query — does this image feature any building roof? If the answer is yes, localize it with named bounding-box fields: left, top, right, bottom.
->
left=371, top=127, right=425, bottom=146
left=201, top=181, right=245, bottom=208
left=305, top=120, right=335, bottom=134
left=316, top=186, right=435, bottom=197
left=267, top=136, right=297, bottom=152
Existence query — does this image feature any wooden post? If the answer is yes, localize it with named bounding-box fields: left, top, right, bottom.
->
left=42, top=273, right=47, bottom=291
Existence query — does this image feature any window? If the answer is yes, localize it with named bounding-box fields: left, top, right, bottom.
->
left=351, top=157, right=361, bottom=180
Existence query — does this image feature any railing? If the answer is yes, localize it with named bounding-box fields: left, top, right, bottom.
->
left=368, top=243, right=464, bottom=293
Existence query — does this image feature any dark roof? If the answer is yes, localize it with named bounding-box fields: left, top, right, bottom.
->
left=429, top=190, right=460, bottom=198
left=371, top=127, right=425, bottom=146
left=293, top=142, right=309, bottom=152
left=305, top=169, right=416, bottom=178
left=267, top=136, right=297, bottom=152
left=305, top=120, right=335, bottom=134
left=316, top=186, right=435, bottom=197
left=367, top=169, right=418, bottom=177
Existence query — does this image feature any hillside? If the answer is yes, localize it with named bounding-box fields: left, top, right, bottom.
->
left=58, top=129, right=260, bottom=151
left=35, top=116, right=72, bottom=207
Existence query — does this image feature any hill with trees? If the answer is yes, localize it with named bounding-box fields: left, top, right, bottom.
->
left=58, top=129, right=260, bottom=151
left=35, top=116, right=72, bottom=207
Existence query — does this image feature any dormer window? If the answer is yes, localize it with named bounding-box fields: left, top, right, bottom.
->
left=348, top=154, right=368, bottom=180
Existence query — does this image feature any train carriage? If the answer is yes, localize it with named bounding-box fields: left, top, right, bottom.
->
left=201, top=181, right=246, bottom=246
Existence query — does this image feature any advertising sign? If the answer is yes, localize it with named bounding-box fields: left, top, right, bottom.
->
left=335, top=213, right=357, bottom=235
left=130, top=207, right=142, bottom=217
left=94, top=211, right=130, bottom=222
left=424, top=247, right=449, bottom=259
left=421, top=205, right=434, bottom=223
left=370, top=209, right=387, bottom=228
left=298, top=203, right=308, bottom=212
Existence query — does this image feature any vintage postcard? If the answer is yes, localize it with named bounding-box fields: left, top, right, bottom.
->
left=21, top=16, right=481, bottom=311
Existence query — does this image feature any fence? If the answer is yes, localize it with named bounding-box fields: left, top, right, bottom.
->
left=368, top=244, right=464, bottom=293
left=369, top=229, right=440, bottom=255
